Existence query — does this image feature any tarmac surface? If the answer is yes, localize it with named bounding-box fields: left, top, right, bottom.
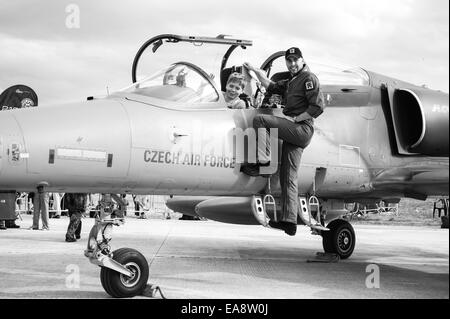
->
left=0, top=214, right=448, bottom=299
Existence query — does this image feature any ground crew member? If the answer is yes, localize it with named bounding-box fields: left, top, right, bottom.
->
left=65, top=193, right=87, bottom=242
left=30, top=185, right=50, bottom=230
left=242, top=47, right=325, bottom=236
left=50, top=193, right=63, bottom=219
left=133, top=194, right=148, bottom=219
left=117, top=194, right=128, bottom=217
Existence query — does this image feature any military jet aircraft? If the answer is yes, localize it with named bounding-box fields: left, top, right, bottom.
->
left=0, top=34, right=448, bottom=298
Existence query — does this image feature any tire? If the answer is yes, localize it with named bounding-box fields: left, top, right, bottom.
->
left=100, top=248, right=149, bottom=298
left=322, top=219, right=356, bottom=259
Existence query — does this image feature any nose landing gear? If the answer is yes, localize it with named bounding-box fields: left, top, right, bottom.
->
left=100, top=248, right=149, bottom=298
left=85, top=218, right=149, bottom=298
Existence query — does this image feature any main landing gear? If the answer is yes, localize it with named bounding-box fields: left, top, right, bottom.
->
left=251, top=192, right=356, bottom=260
left=321, top=219, right=355, bottom=259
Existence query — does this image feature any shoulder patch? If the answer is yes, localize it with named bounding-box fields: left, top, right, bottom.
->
left=305, top=81, right=314, bottom=90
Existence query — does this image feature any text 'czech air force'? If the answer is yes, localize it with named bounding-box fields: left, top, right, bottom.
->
left=144, top=150, right=236, bottom=169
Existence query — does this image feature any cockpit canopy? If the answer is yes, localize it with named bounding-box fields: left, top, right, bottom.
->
left=123, top=62, right=219, bottom=103
left=119, top=34, right=372, bottom=108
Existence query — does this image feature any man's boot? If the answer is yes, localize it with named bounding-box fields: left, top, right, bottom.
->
left=240, top=163, right=262, bottom=176
left=268, top=220, right=297, bottom=236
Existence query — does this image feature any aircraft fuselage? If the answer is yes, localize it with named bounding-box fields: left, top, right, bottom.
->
left=0, top=79, right=448, bottom=202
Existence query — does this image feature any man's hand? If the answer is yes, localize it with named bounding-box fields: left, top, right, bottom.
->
left=277, top=114, right=295, bottom=122
left=243, top=62, right=272, bottom=89
left=243, top=62, right=255, bottom=72
left=294, top=112, right=313, bottom=123
left=242, top=62, right=257, bottom=82
left=284, top=115, right=295, bottom=123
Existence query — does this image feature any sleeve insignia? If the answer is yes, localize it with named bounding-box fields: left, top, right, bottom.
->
left=305, top=81, right=314, bottom=90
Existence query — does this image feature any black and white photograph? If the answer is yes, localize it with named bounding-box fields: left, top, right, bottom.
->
left=0, top=0, right=448, bottom=309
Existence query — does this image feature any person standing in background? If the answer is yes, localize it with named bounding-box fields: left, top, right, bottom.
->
left=29, top=185, right=50, bottom=230
left=65, top=193, right=87, bottom=242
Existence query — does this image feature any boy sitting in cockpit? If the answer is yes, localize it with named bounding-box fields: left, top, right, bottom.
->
left=223, top=72, right=247, bottom=109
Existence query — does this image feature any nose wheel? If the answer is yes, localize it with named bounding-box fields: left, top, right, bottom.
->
left=322, top=219, right=356, bottom=259
left=100, top=248, right=149, bottom=298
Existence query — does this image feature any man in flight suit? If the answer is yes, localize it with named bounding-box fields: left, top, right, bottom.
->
left=242, top=47, right=324, bottom=236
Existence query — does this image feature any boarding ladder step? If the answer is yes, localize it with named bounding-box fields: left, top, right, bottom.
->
left=251, top=195, right=271, bottom=227
left=251, top=176, right=278, bottom=227
left=298, top=196, right=329, bottom=231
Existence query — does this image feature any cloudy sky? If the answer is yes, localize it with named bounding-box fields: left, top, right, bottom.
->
left=0, top=0, right=448, bottom=105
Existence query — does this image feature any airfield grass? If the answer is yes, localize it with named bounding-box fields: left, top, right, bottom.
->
left=347, top=197, right=447, bottom=227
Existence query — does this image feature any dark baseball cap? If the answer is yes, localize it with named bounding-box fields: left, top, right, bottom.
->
left=285, top=47, right=302, bottom=59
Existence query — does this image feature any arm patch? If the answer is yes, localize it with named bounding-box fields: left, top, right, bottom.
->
left=305, top=81, right=314, bottom=90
